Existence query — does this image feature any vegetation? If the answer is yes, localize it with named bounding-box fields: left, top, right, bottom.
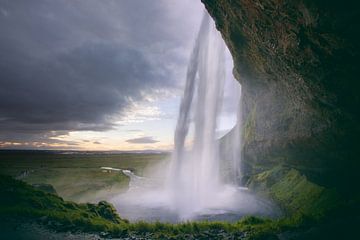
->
left=245, top=166, right=359, bottom=239
left=1, top=168, right=356, bottom=239
left=0, top=152, right=357, bottom=239
left=0, top=151, right=167, bottom=202
left=248, top=166, right=341, bottom=219
left=0, top=175, right=125, bottom=233
left=0, top=174, right=242, bottom=238
left=0, top=173, right=291, bottom=239
left=243, top=103, right=257, bottom=145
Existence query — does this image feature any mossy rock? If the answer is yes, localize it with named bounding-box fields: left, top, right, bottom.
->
left=32, top=183, right=57, bottom=195
left=1, top=174, right=357, bottom=239
left=0, top=174, right=126, bottom=233
left=202, top=0, right=360, bottom=196
left=248, top=166, right=340, bottom=219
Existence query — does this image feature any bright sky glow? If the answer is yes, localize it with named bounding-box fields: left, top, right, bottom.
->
left=0, top=0, right=240, bottom=151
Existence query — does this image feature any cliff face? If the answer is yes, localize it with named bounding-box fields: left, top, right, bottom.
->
left=203, top=0, right=360, bottom=193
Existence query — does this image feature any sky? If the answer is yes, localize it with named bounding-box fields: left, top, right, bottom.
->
left=0, top=0, right=240, bottom=151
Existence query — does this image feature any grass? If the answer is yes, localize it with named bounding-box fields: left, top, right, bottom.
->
left=0, top=151, right=168, bottom=202
left=0, top=171, right=351, bottom=240
left=0, top=175, right=125, bottom=233
left=0, top=174, right=246, bottom=239
left=0, top=152, right=357, bottom=239
left=248, top=166, right=341, bottom=219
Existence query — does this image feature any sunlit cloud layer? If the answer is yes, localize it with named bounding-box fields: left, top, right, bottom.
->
left=0, top=1, right=241, bottom=151
left=0, top=0, right=204, bottom=150
left=125, top=136, right=160, bottom=144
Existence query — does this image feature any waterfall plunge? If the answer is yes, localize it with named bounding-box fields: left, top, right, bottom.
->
left=111, top=13, right=280, bottom=222
left=169, top=12, right=241, bottom=219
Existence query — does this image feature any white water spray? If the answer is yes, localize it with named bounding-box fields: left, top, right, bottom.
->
left=230, top=93, right=243, bottom=184
left=169, top=12, right=233, bottom=219
left=111, top=12, right=279, bottom=223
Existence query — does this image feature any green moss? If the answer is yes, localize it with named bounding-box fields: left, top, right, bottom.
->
left=0, top=174, right=125, bottom=233
left=0, top=174, right=282, bottom=239
left=244, top=104, right=257, bottom=144
left=0, top=173, right=351, bottom=239
left=248, top=166, right=340, bottom=219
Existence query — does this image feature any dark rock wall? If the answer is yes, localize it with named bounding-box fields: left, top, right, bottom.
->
left=203, top=0, right=360, bottom=193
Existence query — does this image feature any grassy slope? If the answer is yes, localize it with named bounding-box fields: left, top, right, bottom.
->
left=0, top=175, right=125, bottom=233
left=248, top=166, right=340, bottom=219
left=246, top=166, right=360, bottom=239
left=0, top=152, right=167, bottom=202
left=0, top=152, right=357, bottom=239
left=0, top=174, right=255, bottom=239
left=2, top=172, right=355, bottom=240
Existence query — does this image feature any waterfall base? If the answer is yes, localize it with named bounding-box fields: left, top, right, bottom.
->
left=111, top=170, right=280, bottom=222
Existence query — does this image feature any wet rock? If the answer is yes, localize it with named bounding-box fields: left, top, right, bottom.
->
left=204, top=0, right=360, bottom=195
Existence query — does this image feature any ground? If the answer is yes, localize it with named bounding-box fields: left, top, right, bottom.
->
left=0, top=150, right=168, bottom=203
left=1, top=151, right=358, bottom=239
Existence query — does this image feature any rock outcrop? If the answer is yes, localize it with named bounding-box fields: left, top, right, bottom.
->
left=203, top=0, right=360, bottom=195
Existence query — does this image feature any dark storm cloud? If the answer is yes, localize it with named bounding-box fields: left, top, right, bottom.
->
left=125, top=136, right=159, bottom=144
left=0, top=130, right=80, bottom=150
left=0, top=43, right=165, bottom=130
left=0, top=0, right=203, bottom=145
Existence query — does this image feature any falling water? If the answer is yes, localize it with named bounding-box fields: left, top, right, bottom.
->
left=169, top=12, right=228, bottom=218
left=111, top=12, right=280, bottom=223
left=230, top=92, right=243, bottom=184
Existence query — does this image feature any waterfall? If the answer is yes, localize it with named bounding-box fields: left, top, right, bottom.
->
left=231, top=92, right=243, bottom=184
left=112, top=12, right=279, bottom=223
left=169, top=12, right=229, bottom=218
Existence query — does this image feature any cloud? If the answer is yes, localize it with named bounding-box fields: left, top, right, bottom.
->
left=0, top=40, right=169, bottom=132
left=118, top=104, right=166, bottom=124
left=126, top=129, right=143, bottom=133
left=125, top=136, right=159, bottom=144
left=0, top=131, right=80, bottom=150
left=0, top=0, right=204, bottom=148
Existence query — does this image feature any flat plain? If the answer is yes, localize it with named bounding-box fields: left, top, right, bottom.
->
left=0, top=150, right=168, bottom=203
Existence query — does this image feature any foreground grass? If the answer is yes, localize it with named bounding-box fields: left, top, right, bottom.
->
left=0, top=175, right=125, bottom=232
left=2, top=173, right=356, bottom=239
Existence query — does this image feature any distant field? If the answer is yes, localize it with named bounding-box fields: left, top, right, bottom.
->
left=0, top=151, right=169, bottom=203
